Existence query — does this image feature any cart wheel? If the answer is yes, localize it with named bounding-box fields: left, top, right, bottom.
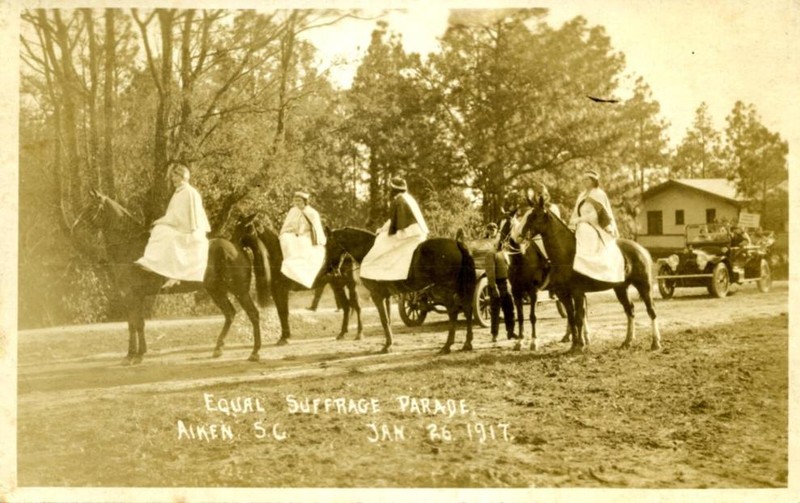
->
left=555, top=298, right=567, bottom=318
left=472, top=276, right=491, bottom=328
left=709, top=262, right=730, bottom=298
left=757, top=259, right=772, bottom=293
left=398, top=292, right=428, bottom=327
left=657, top=264, right=675, bottom=299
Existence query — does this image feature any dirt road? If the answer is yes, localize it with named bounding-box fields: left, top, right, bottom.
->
left=17, top=282, right=788, bottom=488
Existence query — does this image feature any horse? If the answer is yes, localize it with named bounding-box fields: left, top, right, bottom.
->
left=322, top=227, right=378, bottom=340
left=497, top=213, right=587, bottom=351
left=325, top=227, right=476, bottom=354
left=519, top=193, right=662, bottom=353
left=234, top=215, right=364, bottom=345
left=73, top=190, right=269, bottom=363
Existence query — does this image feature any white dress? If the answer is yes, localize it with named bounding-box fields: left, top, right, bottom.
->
left=279, top=206, right=327, bottom=289
left=136, top=183, right=211, bottom=282
left=360, top=193, right=428, bottom=281
left=571, top=189, right=625, bottom=283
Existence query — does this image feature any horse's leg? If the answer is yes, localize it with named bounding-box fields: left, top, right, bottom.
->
left=570, top=291, right=588, bottom=353
left=557, top=292, right=575, bottom=344
left=583, top=296, right=591, bottom=343
left=371, top=291, right=393, bottom=353
left=234, top=291, right=262, bottom=361
left=133, top=295, right=147, bottom=364
left=384, top=296, right=392, bottom=325
left=636, top=281, right=662, bottom=351
left=513, top=289, right=526, bottom=351
left=441, top=297, right=458, bottom=355
left=462, top=285, right=474, bottom=351
left=332, top=281, right=350, bottom=340
left=528, top=289, right=539, bottom=351
left=349, top=278, right=363, bottom=340
left=275, top=289, right=291, bottom=345
left=124, top=296, right=137, bottom=364
left=208, top=288, right=236, bottom=358
left=614, top=285, right=636, bottom=350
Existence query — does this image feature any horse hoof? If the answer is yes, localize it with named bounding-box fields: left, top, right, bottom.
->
left=438, top=346, right=451, bottom=355
left=650, top=342, right=662, bottom=351
left=355, top=334, right=363, bottom=341
left=276, top=338, right=289, bottom=346
left=380, top=345, right=392, bottom=354
left=513, top=342, right=522, bottom=351
left=460, top=343, right=473, bottom=352
left=132, top=355, right=143, bottom=365
left=121, top=356, right=134, bottom=366
left=530, top=342, right=540, bottom=352
left=247, top=353, right=260, bottom=362
left=335, top=334, right=345, bottom=341
left=212, top=348, right=223, bottom=358
left=566, top=346, right=585, bottom=356
left=619, top=342, right=632, bottom=350
left=560, top=336, right=571, bottom=344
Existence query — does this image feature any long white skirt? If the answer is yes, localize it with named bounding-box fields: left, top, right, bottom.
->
left=360, top=224, right=427, bottom=281
left=280, top=233, right=326, bottom=289
left=136, top=224, right=209, bottom=282
left=574, top=222, right=625, bottom=283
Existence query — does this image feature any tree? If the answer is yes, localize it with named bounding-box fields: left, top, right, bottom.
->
left=724, top=101, right=788, bottom=228
left=672, top=102, right=725, bottom=179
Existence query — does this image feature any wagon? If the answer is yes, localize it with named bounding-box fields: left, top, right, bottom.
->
left=398, top=239, right=567, bottom=327
left=656, top=223, right=774, bottom=299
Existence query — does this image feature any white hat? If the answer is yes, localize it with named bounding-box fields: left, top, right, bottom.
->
left=584, top=170, right=600, bottom=181
left=294, top=191, right=310, bottom=201
left=389, top=177, right=407, bottom=191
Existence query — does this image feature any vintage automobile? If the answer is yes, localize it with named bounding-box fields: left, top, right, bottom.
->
left=656, top=223, right=773, bottom=299
left=398, top=238, right=566, bottom=328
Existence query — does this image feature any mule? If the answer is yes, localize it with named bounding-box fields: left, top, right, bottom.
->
left=519, top=194, right=662, bottom=352
left=74, top=190, right=269, bottom=364
left=325, top=227, right=476, bottom=354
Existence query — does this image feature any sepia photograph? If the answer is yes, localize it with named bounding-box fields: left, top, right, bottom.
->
left=3, top=0, right=798, bottom=500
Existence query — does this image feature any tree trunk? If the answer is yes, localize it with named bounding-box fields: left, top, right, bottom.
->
left=274, top=11, right=298, bottom=153
left=102, top=9, right=116, bottom=197
left=83, top=9, right=101, bottom=190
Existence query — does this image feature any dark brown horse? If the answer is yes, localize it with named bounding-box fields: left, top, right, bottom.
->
left=74, top=190, right=269, bottom=363
left=325, top=227, right=476, bottom=354
left=497, top=214, right=587, bottom=351
left=520, top=194, right=662, bottom=352
left=235, top=215, right=364, bottom=345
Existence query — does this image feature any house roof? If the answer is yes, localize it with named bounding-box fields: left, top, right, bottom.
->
left=642, top=178, right=745, bottom=205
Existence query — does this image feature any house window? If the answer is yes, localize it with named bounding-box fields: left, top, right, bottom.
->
left=706, top=208, right=716, bottom=223
left=647, top=211, right=663, bottom=236
left=675, top=210, right=684, bottom=225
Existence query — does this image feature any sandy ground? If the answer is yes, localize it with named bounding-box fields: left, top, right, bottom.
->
left=16, top=282, right=788, bottom=488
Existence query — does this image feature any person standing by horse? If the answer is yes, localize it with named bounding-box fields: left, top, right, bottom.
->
left=484, top=223, right=517, bottom=342
left=135, top=162, right=211, bottom=288
left=569, top=170, right=625, bottom=283
left=279, top=191, right=327, bottom=289
left=360, top=177, right=429, bottom=281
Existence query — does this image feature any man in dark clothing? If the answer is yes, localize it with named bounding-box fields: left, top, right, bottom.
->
left=484, top=225, right=516, bottom=342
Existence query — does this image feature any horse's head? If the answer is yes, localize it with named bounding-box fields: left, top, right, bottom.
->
left=232, top=213, right=260, bottom=244
left=521, top=192, right=552, bottom=240
left=73, top=188, right=140, bottom=233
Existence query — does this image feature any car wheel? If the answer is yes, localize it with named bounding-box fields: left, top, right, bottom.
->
left=757, top=259, right=772, bottom=293
left=398, top=292, right=428, bottom=327
left=709, top=262, right=730, bottom=298
left=657, top=264, right=675, bottom=300
left=472, top=276, right=491, bottom=328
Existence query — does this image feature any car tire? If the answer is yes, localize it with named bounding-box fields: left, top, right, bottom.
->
left=472, top=276, right=491, bottom=328
left=709, top=262, right=730, bottom=298
left=657, top=264, right=675, bottom=300
left=398, top=292, right=428, bottom=327
left=757, top=259, right=772, bottom=293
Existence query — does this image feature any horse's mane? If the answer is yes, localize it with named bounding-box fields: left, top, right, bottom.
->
left=336, top=226, right=376, bottom=237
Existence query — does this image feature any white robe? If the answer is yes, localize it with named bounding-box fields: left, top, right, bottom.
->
left=571, top=188, right=625, bottom=283
left=136, top=183, right=211, bottom=282
left=360, top=193, right=428, bottom=281
left=279, top=205, right=327, bottom=289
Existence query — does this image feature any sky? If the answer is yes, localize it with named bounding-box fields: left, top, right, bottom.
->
left=301, top=0, right=800, bottom=174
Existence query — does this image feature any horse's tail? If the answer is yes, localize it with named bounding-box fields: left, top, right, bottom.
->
left=242, top=234, right=272, bottom=307
left=456, top=240, right=477, bottom=310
